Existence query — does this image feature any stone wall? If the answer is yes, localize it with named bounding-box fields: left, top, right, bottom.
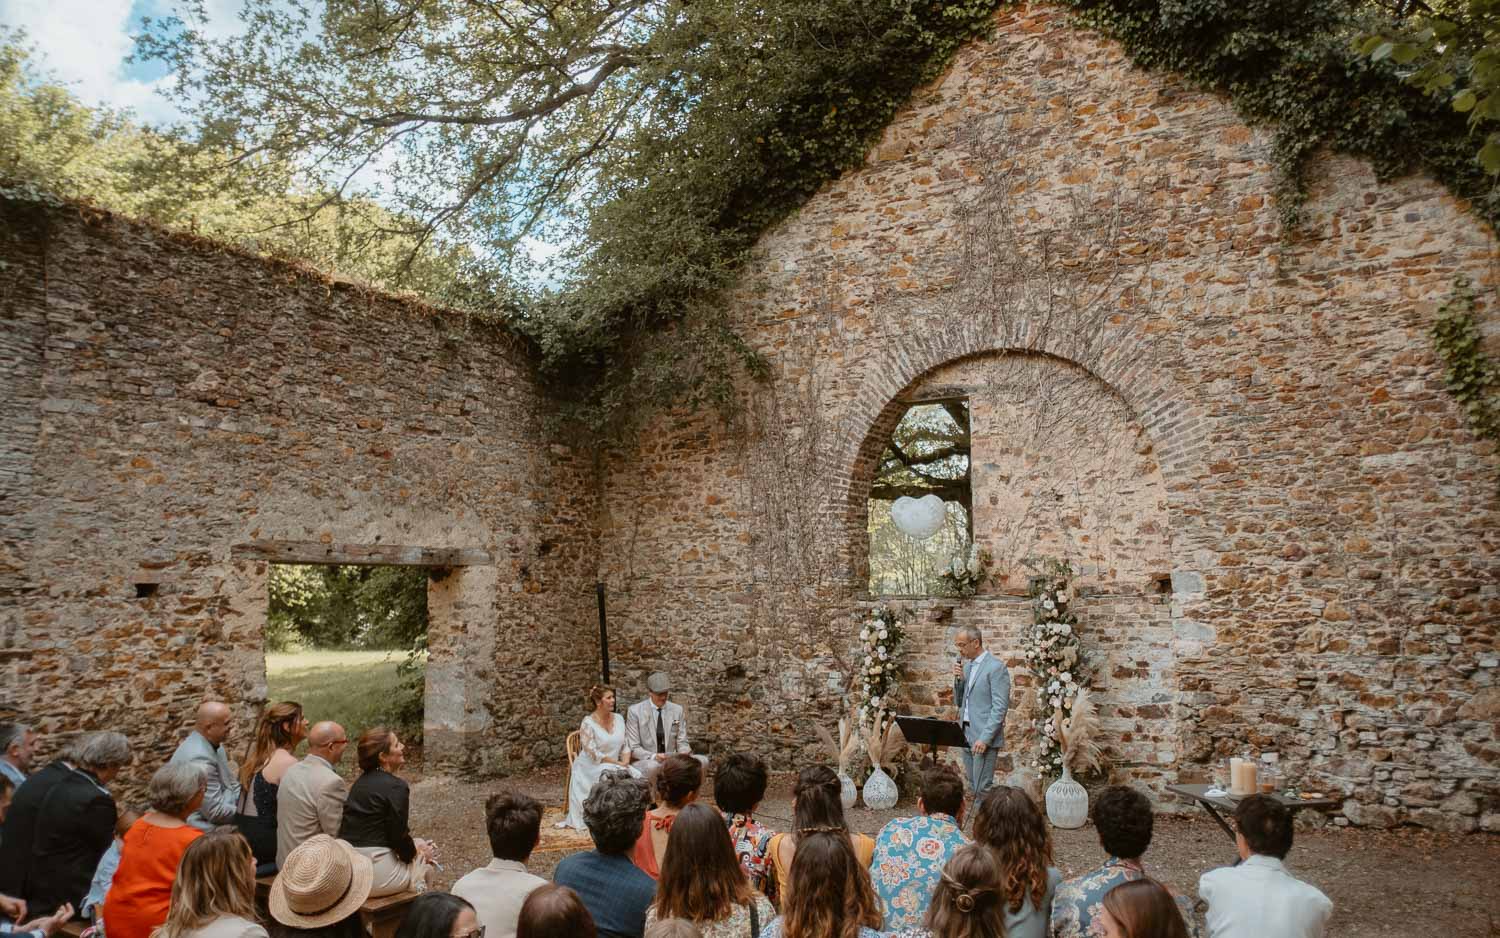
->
left=597, top=5, right=1500, bottom=830
left=0, top=200, right=600, bottom=787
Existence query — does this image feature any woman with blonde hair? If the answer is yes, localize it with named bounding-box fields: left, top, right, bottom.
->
left=235, top=701, right=307, bottom=874
left=558, top=686, right=641, bottom=831
left=970, top=788, right=1060, bottom=938
left=895, top=846, right=1007, bottom=938
left=761, top=832, right=885, bottom=938
left=152, top=831, right=266, bottom=938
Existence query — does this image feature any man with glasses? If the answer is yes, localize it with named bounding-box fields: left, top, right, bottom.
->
left=275, top=721, right=350, bottom=867
left=952, top=625, right=1011, bottom=798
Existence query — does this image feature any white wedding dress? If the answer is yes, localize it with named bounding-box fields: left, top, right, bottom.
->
left=560, top=712, right=641, bottom=830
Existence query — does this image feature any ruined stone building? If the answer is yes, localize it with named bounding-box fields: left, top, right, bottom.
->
left=2, top=7, right=1496, bottom=830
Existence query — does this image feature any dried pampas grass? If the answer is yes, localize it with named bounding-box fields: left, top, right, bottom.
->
left=1054, top=687, right=1104, bottom=775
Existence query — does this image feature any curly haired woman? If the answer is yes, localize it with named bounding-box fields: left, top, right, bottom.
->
left=970, top=787, right=1061, bottom=938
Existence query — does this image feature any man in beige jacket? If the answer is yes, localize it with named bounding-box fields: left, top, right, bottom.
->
left=276, top=721, right=350, bottom=866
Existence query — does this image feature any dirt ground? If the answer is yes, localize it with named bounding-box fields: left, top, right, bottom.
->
left=407, top=766, right=1500, bottom=938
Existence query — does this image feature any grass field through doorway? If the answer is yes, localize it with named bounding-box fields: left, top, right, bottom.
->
left=265, top=650, right=426, bottom=759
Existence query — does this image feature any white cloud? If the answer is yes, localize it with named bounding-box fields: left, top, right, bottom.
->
left=4, top=0, right=243, bottom=126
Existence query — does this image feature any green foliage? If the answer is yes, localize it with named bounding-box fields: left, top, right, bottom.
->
left=266, top=649, right=425, bottom=747
left=1068, top=0, right=1500, bottom=230
left=0, top=33, right=498, bottom=305
left=1357, top=0, right=1500, bottom=174
left=1431, top=277, right=1500, bottom=447
left=267, top=564, right=429, bottom=651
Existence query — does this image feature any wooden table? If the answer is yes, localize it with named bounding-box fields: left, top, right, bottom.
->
left=1166, top=783, right=1341, bottom=842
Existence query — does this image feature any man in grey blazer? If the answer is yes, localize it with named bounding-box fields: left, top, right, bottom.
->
left=624, top=672, right=707, bottom=788
left=276, top=721, right=350, bottom=866
left=953, top=625, right=1011, bottom=798
left=168, top=700, right=241, bottom=831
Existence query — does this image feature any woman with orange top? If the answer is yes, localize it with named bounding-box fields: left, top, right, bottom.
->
left=630, top=754, right=702, bottom=879
left=102, top=763, right=207, bottom=938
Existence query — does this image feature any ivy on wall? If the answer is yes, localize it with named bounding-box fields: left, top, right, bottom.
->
left=1432, top=277, right=1500, bottom=451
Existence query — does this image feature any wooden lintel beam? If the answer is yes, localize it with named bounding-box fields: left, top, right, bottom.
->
left=230, top=540, right=493, bottom=567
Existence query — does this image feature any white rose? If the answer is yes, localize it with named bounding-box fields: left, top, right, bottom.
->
left=1057, top=591, right=1070, bottom=603
left=877, top=647, right=888, bottom=660
left=859, top=629, right=869, bottom=640
left=1050, top=695, right=1062, bottom=707
left=871, top=696, right=882, bottom=708
left=1060, top=672, right=1072, bottom=683
left=878, top=628, right=888, bottom=639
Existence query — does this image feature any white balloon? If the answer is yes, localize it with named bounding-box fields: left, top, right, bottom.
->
left=890, top=494, right=945, bottom=540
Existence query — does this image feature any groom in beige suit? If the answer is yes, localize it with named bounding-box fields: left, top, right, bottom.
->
left=624, top=672, right=708, bottom=789
left=276, top=721, right=350, bottom=865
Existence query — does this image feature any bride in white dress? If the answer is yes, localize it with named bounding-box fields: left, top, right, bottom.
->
left=559, top=686, right=641, bottom=830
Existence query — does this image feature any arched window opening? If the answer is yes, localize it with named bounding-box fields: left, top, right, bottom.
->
left=867, top=399, right=973, bottom=595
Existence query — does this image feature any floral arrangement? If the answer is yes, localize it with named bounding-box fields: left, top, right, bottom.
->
left=1021, top=558, right=1088, bottom=776
left=857, top=605, right=906, bottom=721
left=937, top=542, right=990, bottom=597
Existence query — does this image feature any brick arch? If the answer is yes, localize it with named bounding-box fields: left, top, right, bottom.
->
left=832, top=316, right=1205, bottom=585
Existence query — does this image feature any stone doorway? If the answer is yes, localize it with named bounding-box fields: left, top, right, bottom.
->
left=226, top=539, right=496, bottom=772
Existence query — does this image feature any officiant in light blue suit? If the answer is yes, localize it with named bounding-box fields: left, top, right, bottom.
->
left=953, top=625, right=1012, bottom=797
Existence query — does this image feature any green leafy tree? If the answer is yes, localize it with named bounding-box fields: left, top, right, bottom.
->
left=266, top=564, right=428, bottom=650
left=0, top=32, right=498, bottom=304
left=1358, top=0, right=1500, bottom=172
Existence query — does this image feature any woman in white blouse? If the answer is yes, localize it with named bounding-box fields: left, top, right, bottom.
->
left=558, top=685, right=641, bottom=830
left=154, top=831, right=267, bottom=938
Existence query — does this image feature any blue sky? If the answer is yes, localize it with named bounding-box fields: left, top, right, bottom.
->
left=2, top=0, right=241, bottom=125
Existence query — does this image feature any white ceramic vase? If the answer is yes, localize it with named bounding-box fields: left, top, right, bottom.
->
left=839, top=771, right=858, bottom=810
left=1045, top=764, right=1089, bottom=829
left=862, top=766, right=898, bottom=810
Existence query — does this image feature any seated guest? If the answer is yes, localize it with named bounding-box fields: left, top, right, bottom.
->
left=170, top=702, right=243, bottom=832
left=760, top=832, right=885, bottom=938
left=714, top=753, right=776, bottom=898
left=632, top=755, right=702, bottom=879
left=624, top=674, right=709, bottom=791
left=642, top=923, right=698, bottom=938
left=337, top=727, right=433, bottom=896
left=0, top=724, right=36, bottom=789
left=267, top=835, right=373, bottom=938
left=554, top=773, right=657, bottom=938
left=154, top=831, right=268, bottom=938
left=395, top=894, right=480, bottom=938
left=869, top=765, right=968, bottom=930
left=970, top=786, right=1061, bottom=938
left=236, top=701, right=307, bottom=874
left=1051, top=787, right=1199, bottom=938
left=765, top=767, right=876, bottom=902
left=82, top=808, right=142, bottom=927
left=647, top=803, right=772, bottom=938
left=2, top=731, right=132, bottom=913
left=276, top=722, right=349, bottom=867
left=1198, top=795, right=1331, bottom=938
left=0, top=898, right=73, bottom=938
left=454, top=791, right=548, bottom=938
left=893, top=844, right=1007, bottom=938
left=0, top=775, right=12, bottom=842
left=102, top=763, right=208, bottom=938
left=518, top=885, right=598, bottom=938
left=1100, top=880, right=1190, bottom=938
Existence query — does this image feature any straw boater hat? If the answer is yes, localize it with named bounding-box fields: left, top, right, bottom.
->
left=270, top=835, right=374, bottom=928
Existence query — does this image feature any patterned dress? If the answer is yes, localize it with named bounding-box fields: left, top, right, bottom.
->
left=1049, top=857, right=1202, bottom=938
left=867, top=813, right=968, bottom=931
left=724, top=812, right=777, bottom=898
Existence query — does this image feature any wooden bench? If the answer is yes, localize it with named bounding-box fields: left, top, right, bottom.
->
left=255, top=875, right=419, bottom=938
left=58, top=922, right=87, bottom=938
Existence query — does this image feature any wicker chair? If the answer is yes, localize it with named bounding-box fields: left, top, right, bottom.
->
left=563, top=730, right=581, bottom=810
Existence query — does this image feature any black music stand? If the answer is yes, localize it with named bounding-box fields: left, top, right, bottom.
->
left=894, top=715, right=969, bottom=766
